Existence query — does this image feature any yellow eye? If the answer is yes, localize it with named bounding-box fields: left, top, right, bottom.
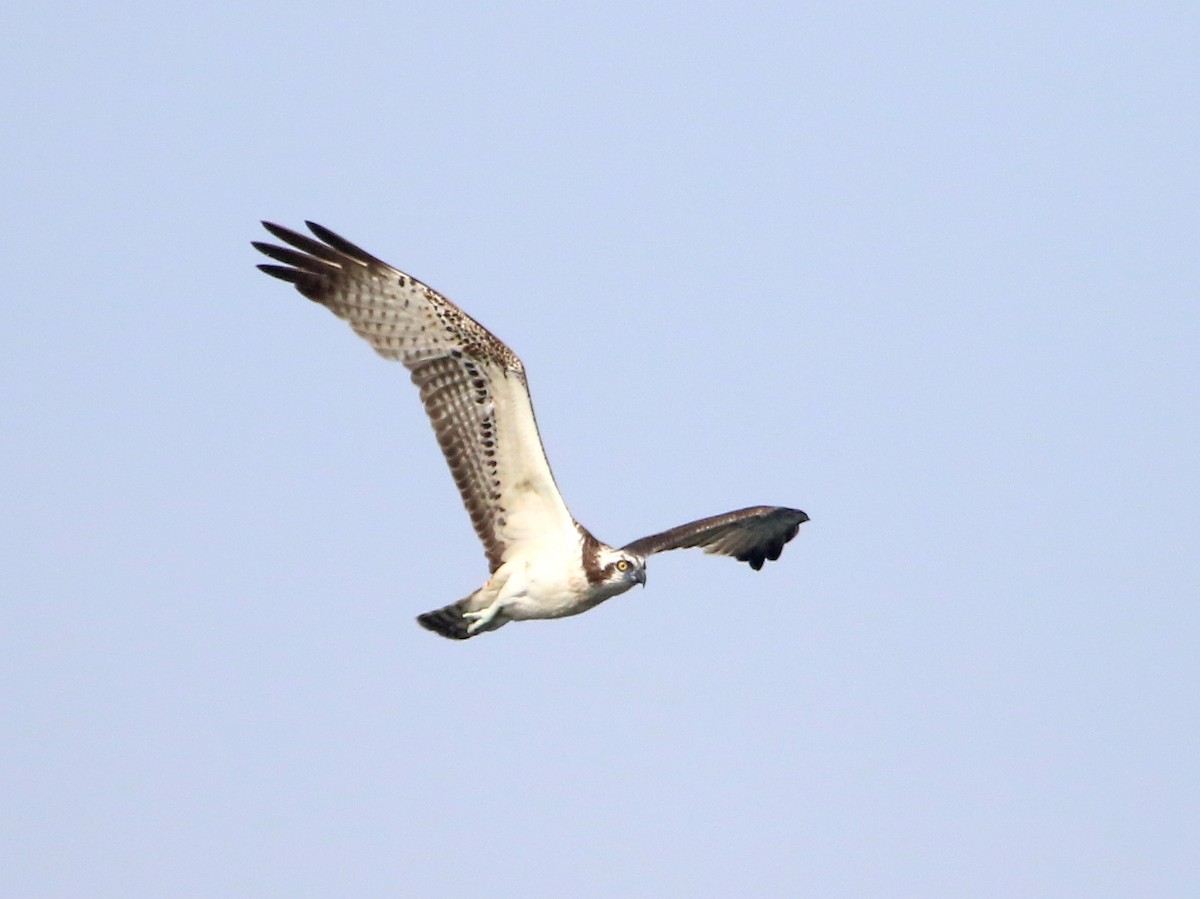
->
left=616, top=560, right=630, bottom=572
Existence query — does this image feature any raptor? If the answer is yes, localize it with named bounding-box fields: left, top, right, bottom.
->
left=254, top=222, right=809, bottom=639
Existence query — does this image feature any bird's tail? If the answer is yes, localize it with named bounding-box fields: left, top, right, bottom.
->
left=416, top=599, right=475, bottom=640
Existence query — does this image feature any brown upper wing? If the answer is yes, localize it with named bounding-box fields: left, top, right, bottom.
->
left=622, top=506, right=809, bottom=570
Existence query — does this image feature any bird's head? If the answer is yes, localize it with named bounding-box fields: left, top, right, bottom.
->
left=596, top=548, right=647, bottom=590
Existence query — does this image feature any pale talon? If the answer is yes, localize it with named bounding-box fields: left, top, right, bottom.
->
left=463, top=605, right=500, bottom=634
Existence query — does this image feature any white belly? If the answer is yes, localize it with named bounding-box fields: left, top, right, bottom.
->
left=489, top=553, right=632, bottom=621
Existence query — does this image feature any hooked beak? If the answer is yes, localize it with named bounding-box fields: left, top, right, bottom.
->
left=633, top=568, right=646, bottom=587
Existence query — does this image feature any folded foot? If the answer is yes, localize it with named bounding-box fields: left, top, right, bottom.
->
left=462, top=603, right=502, bottom=634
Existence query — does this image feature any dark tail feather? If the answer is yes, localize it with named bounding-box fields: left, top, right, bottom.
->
left=416, top=599, right=474, bottom=640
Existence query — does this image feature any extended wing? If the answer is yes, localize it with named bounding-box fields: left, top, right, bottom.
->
left=623, top=506, right=809, bottom=570
left=254, top=221, right=577, bottom=572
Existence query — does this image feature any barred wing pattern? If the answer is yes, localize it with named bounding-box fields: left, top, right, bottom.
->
left=622, top=506, right=809, bottom=570
left=254, top=221, right=576, bottom=573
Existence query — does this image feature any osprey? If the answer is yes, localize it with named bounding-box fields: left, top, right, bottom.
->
left=254, top=222, right=809, bottom=640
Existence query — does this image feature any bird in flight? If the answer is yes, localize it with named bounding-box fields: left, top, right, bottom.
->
left=254, top=222, right=809, bottom=639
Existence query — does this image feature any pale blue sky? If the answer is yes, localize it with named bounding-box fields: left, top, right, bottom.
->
left=2, top=1, right=1197, bottom=896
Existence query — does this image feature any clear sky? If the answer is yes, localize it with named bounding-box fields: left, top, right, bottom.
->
left=2, top=1, right=1197, bottom=896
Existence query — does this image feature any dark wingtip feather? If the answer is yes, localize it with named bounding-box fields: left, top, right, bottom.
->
left=252, top=240, right=328, bottom=271
left=256, top=263, right=305, bottom=284
left=303, top=220, right=384, bottom=265
left=261, top=220, right=305, bottom=244
left=258, top=222, right=348, bottom=264
left=251, top=240, right=294, bottom=263
left=736, top=508, right=810, bottom=570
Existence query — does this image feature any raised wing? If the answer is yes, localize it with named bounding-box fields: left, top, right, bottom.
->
left=253, top=221, right=577, bottom=572
left=623, top=506, right=809, bottom=570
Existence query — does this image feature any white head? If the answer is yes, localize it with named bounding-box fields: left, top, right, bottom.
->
left=584, top=541, right=647, bottom=599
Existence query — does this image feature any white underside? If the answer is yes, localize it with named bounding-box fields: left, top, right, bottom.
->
left=461, top=536, right=635, bottom=633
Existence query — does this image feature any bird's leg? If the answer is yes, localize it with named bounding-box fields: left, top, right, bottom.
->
left=462, top=601, right=502, bottom=634
left=462, top=566, right=520, bottom=634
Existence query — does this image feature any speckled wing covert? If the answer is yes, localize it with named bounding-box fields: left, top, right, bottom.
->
left=253, top=221, right=576, bottom=573
left=622, top=506, right=809, bottom=570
